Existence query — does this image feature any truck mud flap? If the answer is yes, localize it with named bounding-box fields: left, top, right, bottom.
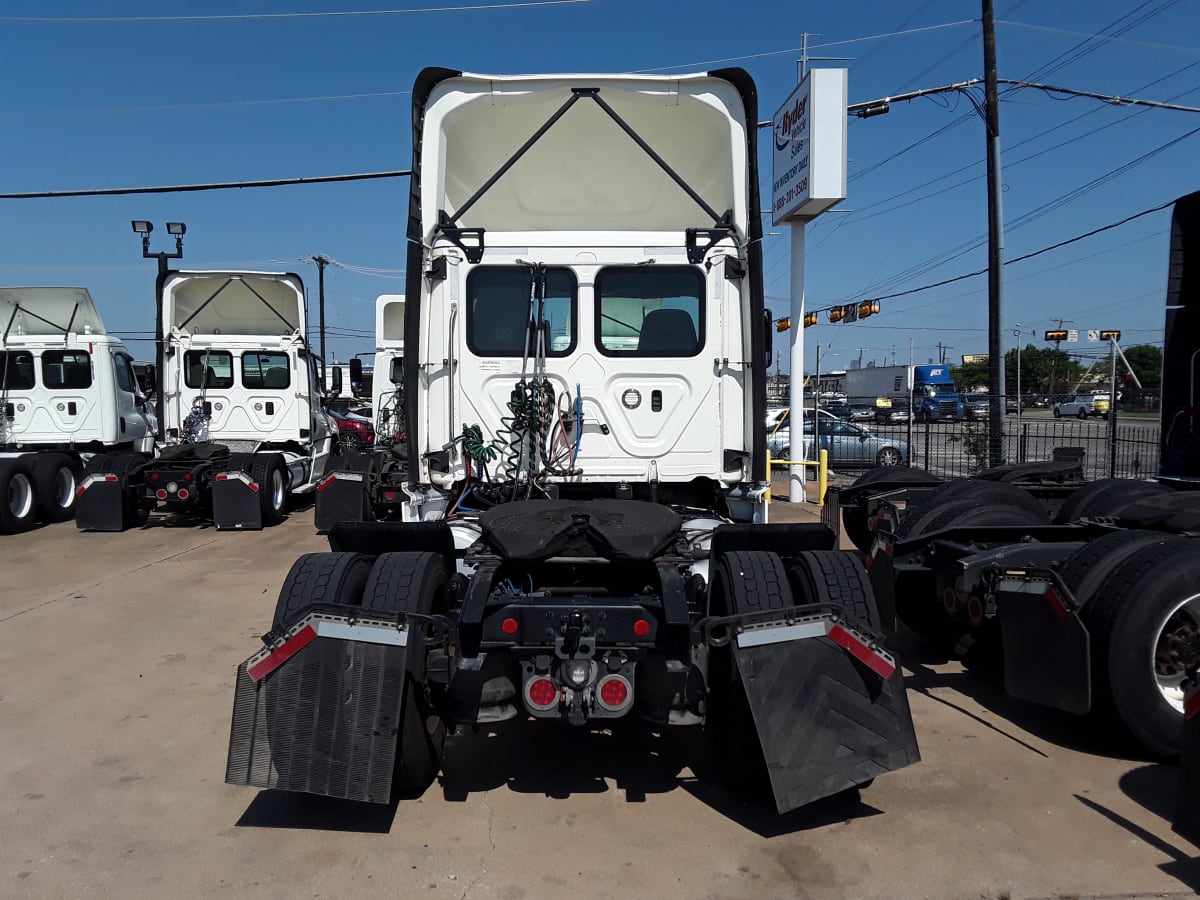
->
left=225, top=611, right=410, bottom=803
left=314, top=472, right=368, bottom=533
left=74, top=474, right=129, bottom=532
left=212, top=471, right=263, bottom=531
left=724, top=608, right=920, bottom=813
left=1173, top=678, right=1200, bottom=847
left=995, top=574, right=1091, bottom=715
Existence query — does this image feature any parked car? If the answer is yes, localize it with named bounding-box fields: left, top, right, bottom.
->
left=327, top=407, right=376, bottom=449
left=848, top=404, right=876, bottom=422
left=874, top=399, right=911, bottom=425
left=1053, top=394, right=1108, bottom=419
left=818, top=398, right=852, bottom=419
left=767, top=408, right=906, bottom=469
left=962, top=393, right=1020, bottom=418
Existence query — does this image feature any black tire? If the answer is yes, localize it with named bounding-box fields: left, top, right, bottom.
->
left=1053, top=407, right=1062, bottom=418
left=0, top=458, right=36, bottom=534
left=787, top=550, right=881, bottom=633
left=1053, top=478, right=1172, bottom=524
left=901, top=478, right=1047, bottom=537
left=32, top=453, right=82, bottom=523
left=272, top=551, right=373, bottom=630
left=841, top=467, right=940, bottom=554
left=84, top=452, right=148, bottom=530
left=250, top=453, right=288, bottom=527
left=362, top=552, right=450, bottom=798
left=705, top=550, right=791, bottom=796
left=1075, top=540, right=1200, bottom=757
left=1077, top=408, right=1088, bottom=420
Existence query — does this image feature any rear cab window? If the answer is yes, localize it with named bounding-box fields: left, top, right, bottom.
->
left=242, top=352, right=291, bottom=389
left=595, top=267, right=704, bottom=357
left=184, top=351, right=234, bottom=389
left=41, top=350, right=92, bottom=389
left=0, top=351, right=35, bottom=389
left=466, top=267, right=576, bottom=358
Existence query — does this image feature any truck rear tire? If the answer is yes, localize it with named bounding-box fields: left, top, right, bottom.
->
left=705, top=550, right=790, bottom=796
left=901, top=479, right=1047, bottom=537
left=787, top=550, right=881, bottom=633
left=1053, top=478, right=1172, bottom=524
left=250, top=453, right=287, bottom=527
left=842, top=466, right=940, bottom=553
left=271, top=551, right=373, bottom=630
left=0, top=459, right=36, bottom=534
left=362, top=552, right=450, bottom=798
left=1078, top=541, right=1200, bottom=757
left=33, top=453, right=82, bottom=523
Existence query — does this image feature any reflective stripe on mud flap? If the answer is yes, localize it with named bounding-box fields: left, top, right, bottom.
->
left=245, top=613, right=409, bottom=682
left=318, top=471, right=364, bottom=493
left=215, top=471, right=259, bottom=492
left=864, top=534, right=894, bottom=572
left=76, top=473, right=118, bottom=496
left=735, top=614, right=897, bottom=679
left=999, top=577, right=1069, bottom=622
left=1187, top=689, right=1200, bottom=721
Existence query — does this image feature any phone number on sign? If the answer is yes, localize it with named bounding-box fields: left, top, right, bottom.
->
left=774, top=178, right=809, bottom=212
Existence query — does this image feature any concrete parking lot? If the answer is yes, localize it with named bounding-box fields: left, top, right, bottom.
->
left=2, top=505, right=1198, bottom=899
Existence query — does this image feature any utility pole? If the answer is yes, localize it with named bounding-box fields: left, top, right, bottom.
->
left=1047, top=317, right=1073, bottom=401
left=312, top=255, right=329, bottom=363
left=936, top=341, right=953, bottom=365
left=983, top=0, right=1006, bottom=467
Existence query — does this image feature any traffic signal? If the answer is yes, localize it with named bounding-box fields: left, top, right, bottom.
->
left=803, top=312, right=818, bottom=328
left=1045, top=330, right=1068, bottom=341
left=858, top=300, right=881, bottom=319
left=829, top=307, right=845, bottom=323
left=775, top=317, right=791, bottom=332
left=1099, top=330, right=1121, bottom=342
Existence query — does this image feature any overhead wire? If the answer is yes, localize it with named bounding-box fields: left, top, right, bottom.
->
left=0, top=1, right=593, bottom=23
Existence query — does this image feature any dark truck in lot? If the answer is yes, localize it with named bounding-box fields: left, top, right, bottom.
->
left=224, top=67, right=919, bottom=815
left=826, top=190, right=1200, bottom=780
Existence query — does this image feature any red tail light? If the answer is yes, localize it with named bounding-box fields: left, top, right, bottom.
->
left=177, top=488, right=190, bottom=500
left=501, top=617, right=518, bottom=635
left=526, top=677, right=558, bottom=709
left=633, top=619, right=651, bottom=637
left=597, top=675, right=632, bottom=712
left=156, top=489, right=168, bottom=500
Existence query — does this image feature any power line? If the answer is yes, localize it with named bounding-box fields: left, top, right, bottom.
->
left=0, top=170, right=411, bottom=200
left=3, top=90, right=413, bottom=118
left=997, top=18, right=1200, bottom=55
left=0, top=1, right=591, bottom=23
left=807, top=198, right=1176, bottom=316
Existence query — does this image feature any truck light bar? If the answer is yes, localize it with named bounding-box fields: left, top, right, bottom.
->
left=245, top=612, right=411, bottom=683
left=735, top=613, right=896, bottom=679
left=76, top=473, right=118, bottom=496
left=215, top=471, right=259, bottom=493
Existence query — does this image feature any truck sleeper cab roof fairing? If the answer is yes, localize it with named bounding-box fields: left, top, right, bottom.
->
left=402, top=67, right=768, bottom=484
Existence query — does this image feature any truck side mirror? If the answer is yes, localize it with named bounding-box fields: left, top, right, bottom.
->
left=390, top=357, right=403, bottom=385
left=330, top=366, right=342, bottom=397
left=349, top=357, right=363, bottom=385
left=763, top=309, right=773, bottom=369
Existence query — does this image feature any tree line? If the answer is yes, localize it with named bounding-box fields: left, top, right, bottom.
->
left=951, top=344, right=1161, bottom=398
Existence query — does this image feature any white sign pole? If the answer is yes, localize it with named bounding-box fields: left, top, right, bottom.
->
left=789, top=225, right=806, bottom=503
left=772, top=68, right=847, bottom=504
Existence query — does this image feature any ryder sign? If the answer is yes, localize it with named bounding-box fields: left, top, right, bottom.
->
left=772, top=68, right=847, bottom=224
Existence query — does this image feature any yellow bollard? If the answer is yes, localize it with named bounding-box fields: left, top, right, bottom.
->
left=765, top=449, right=772, bottom=502
left=817, top=448, right=828, bottom=507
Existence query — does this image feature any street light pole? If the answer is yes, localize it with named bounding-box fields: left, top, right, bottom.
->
left=312, top=255, right=329, bottom=363
left=983, top=0, right=1007, bottom=467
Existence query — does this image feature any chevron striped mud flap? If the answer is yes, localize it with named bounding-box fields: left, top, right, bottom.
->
left=225, top=612, right=409, bottom=803
left=314, top=471, right=368, bottom=534
left=733, top=612, right=920, bottom=814
left=1174, top=676, right=1200, bottom=847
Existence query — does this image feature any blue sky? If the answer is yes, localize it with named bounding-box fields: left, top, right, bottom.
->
left=1, top=1, right=1197, bottom=373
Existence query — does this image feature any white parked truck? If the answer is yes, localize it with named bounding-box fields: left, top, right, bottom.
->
left=75, top=271, right=337, bottom=531
left=0, top=287, right=155, bottom=533
left=314, top=293, right=407, bottom=531
left=226, top=67, right=919, bottom=815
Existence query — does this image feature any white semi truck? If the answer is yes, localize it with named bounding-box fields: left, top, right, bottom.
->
left=226, top=67, right=919, bottom=815
left=0, top=287, right=155, bottom=533
left=313, top=293, right=406, bottom=531
left=75, top=271, right=338, bottom=531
